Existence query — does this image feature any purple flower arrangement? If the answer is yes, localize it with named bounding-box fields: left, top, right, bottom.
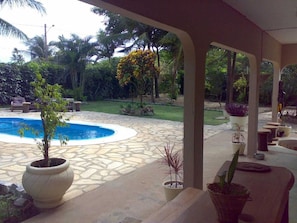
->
left=225, top=103, right=248, bottom=117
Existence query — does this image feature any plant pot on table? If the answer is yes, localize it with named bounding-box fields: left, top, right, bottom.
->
left=207, top=182, right=249, bottom=223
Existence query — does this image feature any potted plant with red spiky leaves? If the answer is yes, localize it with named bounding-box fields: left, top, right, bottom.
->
left=160, top=143, right=183, bottom=202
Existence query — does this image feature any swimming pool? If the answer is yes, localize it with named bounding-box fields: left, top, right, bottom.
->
left=0, top=117, right=137, bottom=145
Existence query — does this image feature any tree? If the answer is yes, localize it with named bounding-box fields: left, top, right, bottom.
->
left=205, top=46, right=227, bottom=104
left=92, top=8, right=168, bottom=100
left=25, top=35, right=52, bottom=60
left=11, top=48, right=25, bottom=64
left=205, top=46, right=250, bottom=104
left=159, top=33, right=183, bottom=100
left=20, top=70, right=68, bottom=167
left=95, top=30, right=118, bottom=61
left=51, top=34, right=98, bottom=100
left=91, top=8, right=132, bottom=50
left=0, top=0, right=45, bottom=40
left=281, top=65, right=297, bottom=105
left=116, top=49, right=159, bottom=105
left=233, top=74, right=248, bottom=103
left=226, top=50, right=235, bottom=104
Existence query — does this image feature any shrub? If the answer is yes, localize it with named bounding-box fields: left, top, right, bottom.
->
left=120, top=102, right=154, bottom=116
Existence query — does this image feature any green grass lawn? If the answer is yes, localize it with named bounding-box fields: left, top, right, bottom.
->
left=81, top=100, right=228, bottom=125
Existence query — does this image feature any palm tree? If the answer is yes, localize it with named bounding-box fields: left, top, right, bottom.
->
left=51, top=34, right=98, bottom=99
left=0, top=0, right=46, bottom=40
left=95, top=30, right=120, bottom=62
left=11, top=47, right=25, bottom=64
left=159, top=32, right=183, bottom=100
left=25, top=35, right=50, bottom=60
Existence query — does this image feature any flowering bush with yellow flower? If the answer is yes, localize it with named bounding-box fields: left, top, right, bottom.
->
left=117, top=49, right=159, bottom=105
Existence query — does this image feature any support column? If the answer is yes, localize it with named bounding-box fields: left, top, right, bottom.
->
left=246, top=55, right=261, bottom=157
left=183, top=40, right=208, bottom=189
left=271, top=62, right=281, bottom=122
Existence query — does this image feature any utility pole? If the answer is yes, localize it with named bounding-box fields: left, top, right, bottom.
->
left=44, top=24, right=54, bottom=60
left=44, top=24, right=48, bottom=60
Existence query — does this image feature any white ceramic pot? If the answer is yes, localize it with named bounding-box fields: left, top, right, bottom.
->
left=232, top=142, right=246, bottom=155
left=277, top=126, right=292, bottom=137
left=22, top=158, right=74, bottom=209
left=163, top=181, right=183, bottom=202
left=229, top=115, right=248, bottom=131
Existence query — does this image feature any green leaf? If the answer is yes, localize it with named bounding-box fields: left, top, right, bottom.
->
left=227, top=149, right=239, bottom=184
left=218, top=170, right=227, bottom=189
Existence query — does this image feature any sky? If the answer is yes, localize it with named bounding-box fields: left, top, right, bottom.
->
left=0, top=0, right=106, bottom=62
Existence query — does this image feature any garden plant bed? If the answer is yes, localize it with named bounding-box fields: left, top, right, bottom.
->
left=0, top=182, right=39, bottom=223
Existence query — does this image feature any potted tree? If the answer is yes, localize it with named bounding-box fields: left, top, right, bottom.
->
left=160, top=143, right=183, bottom=202
left=207, top=150, right=249, bottom=223
left=20, top=72, right=74, bottom=209
left=232, top=124, right=245, bottom=155
left=225, top=103, right=248, bottom=130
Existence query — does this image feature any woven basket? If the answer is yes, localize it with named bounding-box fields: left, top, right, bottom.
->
left=207, top=183, right=249, bottom=223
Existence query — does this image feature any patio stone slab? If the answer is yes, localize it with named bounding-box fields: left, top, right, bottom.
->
left=0, top=109, right=296, bottom=223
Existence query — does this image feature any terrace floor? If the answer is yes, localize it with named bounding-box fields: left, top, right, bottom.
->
left=0, top=109, right=296, bottom=223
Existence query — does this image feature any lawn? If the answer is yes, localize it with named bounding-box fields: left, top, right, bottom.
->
left=81, top=100, right=228, bottom=125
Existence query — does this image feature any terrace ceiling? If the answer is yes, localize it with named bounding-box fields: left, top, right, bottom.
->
left=223, top=0, right=297, bottom=44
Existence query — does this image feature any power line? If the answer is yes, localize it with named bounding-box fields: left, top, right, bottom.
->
left=11, top=23, right=44, bottom=28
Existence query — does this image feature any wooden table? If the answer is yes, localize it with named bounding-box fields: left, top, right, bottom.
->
left=74, top=101, right=81, bottom=111
left=257, top=129, right=271, bottom=151
left=266, top=122, right=281, bottom=126
left=143, top=162, right=294, bottom=223
left=263, top=125, right=279, bottom=144
left=22, top=102, right=31, bottom=113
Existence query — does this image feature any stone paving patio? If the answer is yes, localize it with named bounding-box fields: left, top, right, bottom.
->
left=0, top=109, right=229, bottom=203
left=1, top=109, right=297, bottom=223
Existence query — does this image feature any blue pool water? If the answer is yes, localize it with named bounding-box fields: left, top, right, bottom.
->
left=0, top=117, right=115, bottom=140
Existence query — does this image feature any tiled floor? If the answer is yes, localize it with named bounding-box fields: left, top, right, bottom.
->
left=0, top=109, right=228, bottom=202
left=0, top=109, right=296, bottom=222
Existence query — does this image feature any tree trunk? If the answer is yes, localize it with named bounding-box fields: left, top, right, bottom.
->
left=70, top=69, right=78, bottom=90
left=154, top=77, right=159, bottom=99
left=155, top=48, right=160, bottom=98
left=226, top=51, right=236, bottom=104
left=151, top=79, right=155, bottom=103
